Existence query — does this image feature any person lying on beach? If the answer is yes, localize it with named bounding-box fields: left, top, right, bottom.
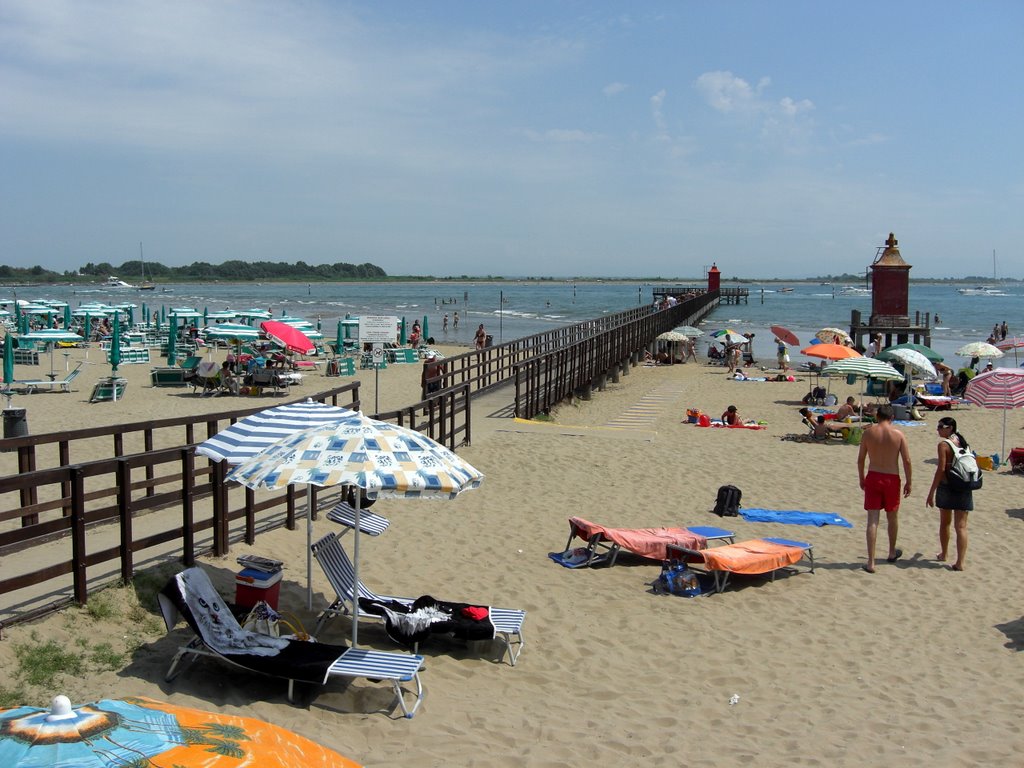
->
left=722, top=405, right=741, bottom=425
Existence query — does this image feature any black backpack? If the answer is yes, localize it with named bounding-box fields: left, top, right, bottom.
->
left=714, top=485, right=742, bottom=517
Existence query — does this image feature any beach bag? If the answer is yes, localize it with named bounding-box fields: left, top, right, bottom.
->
left=713, top=485, right=742, bottom=517
left=944, top=439, right=983, bottom=491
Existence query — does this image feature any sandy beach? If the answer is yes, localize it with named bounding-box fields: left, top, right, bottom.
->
left=2, top=348, right=1023, bottom=766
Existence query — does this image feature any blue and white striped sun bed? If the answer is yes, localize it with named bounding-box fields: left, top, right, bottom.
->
left=311, top=532, right=526, bottom=666
left=326, top=500, right=391, bottom=537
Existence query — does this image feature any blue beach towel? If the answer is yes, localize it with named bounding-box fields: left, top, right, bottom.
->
left=740, top=508, right=853, bottom=528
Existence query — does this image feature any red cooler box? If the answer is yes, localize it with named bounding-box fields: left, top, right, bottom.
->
left=235, top=568, right=283, bottom=610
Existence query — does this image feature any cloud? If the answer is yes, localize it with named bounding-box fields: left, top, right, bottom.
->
left=695, top=70, right=813, bottom=119
left=650, top=89, right=668, bottom=138
left=603, top=81, right=627, bottom=96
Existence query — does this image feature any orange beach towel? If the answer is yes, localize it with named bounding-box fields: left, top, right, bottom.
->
left=692, top=539, right=806, bottom=575
left=569, top=517, right=708, bottom=560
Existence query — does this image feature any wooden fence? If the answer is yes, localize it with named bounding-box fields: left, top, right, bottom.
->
left=0, top=294, right=715, bottom=627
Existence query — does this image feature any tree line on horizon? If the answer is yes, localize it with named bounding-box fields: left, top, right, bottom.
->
left=0, top=260, right=388, bottom=284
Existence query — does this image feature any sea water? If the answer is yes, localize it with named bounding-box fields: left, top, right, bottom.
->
left=11, top=281, right=1022, bottom=365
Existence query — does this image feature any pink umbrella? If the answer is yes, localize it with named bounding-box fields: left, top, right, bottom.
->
left=964, top=367, right=1024, bottom=463
left=260, top=320, right=315, bottom=354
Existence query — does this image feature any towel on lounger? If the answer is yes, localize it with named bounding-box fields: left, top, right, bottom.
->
left=739, top=508, right=853, bottom=528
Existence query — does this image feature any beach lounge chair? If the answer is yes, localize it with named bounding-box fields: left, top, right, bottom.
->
left=326, top=500, right=391, bottom=537
left=157, top=567, right=425, bottom=717
left=89, top=377, right=127, bottom=402
left=391, top=348, right=419, bottom=364
left=552, top=516, right=736, bottom=568
left=667, top=537, right=814, bottom=594
left=310, top=532, right=526, bottom=666
left=17, top=362, right=83, bottom=394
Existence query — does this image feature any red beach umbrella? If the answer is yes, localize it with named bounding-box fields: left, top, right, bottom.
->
left=770, top=325, right=799, bottom=347
left=964, top=367, right=1024, bottom=462
left=261, top=320, right=315, bottom=354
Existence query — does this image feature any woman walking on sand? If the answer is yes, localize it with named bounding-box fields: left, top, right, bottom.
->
left=926, top=416, right=973, bottom=571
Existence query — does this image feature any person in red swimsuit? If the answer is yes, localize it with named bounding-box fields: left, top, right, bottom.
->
left=857, top=404, right=912, bottom=573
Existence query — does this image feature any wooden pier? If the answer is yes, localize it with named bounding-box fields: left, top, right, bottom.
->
left=652, top=286, right=748, bottom=305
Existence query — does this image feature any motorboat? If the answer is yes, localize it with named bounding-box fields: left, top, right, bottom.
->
left=956, top=286, right=1005, bottom=296
left=104, top=276, right=136, bottom=289
left=839, top=285, right=871, bottom=296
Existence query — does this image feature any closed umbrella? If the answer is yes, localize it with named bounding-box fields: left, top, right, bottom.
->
left=422, top=315, right=429, bottom=341
left=166, top=328, right=176, bottom=366
left=109, top=314, right=122, bottom=401
left=336, top=319, right=343, bottom=352
left=2, top=333, right=13, bottom=408
left=964, top=367, right=1024, bottom=462
left=63, top=304, right=72, bottom=330
left=227, top=411, right=484, bottom=646
left=399, top=317, right=407, bottom=345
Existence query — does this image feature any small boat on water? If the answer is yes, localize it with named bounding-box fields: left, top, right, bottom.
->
left=779, top=287, right=795, bottom=293
left=839, top=285, right=871, bottom=296
left=956, top=286, right=1005, bottom=296
left=104, top=276, right=136, bottom=289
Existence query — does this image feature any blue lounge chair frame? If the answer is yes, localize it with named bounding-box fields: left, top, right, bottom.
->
left=311, top=532, right=526, bottom=666
left=158, top=567, right=425, bottom=717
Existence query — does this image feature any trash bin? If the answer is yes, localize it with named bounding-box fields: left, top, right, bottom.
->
left=485, top=334, right=493, bottom=347
left=2, top=408, right=28, bottom=440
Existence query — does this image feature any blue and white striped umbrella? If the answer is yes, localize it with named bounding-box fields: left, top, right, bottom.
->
left=226, top=411, right=484, bottom=638
left=195, top=398, right=356, bottom=464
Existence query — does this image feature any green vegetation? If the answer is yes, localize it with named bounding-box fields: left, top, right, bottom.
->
left=0, top=259, right=387, bottom=285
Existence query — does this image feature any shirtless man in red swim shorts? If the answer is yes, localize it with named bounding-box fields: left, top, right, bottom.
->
left=857, top=404, right=912, bottom=573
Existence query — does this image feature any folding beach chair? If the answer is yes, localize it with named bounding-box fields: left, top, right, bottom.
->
left=326, top=500, right=391, bottom=537
left=667, top=537, right=814, bottom=594
left=17, top=362, right=83, bottom=394
left=551, top=516, right=735, bottom=568
left=157, top=567, right=425, bottom=717
left=310, top=532, right=526, bottom=666
left=89, top=377, right=127, bottom=402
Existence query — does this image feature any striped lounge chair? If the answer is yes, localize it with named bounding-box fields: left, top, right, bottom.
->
left=310, top=532, right=526, bottom=666
left=158, top=567, right=425, bottom=717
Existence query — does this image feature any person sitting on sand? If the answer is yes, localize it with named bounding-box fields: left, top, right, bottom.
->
left=835, top=396, right=859, bottom=421
left=722, top=405, right=741, bottom=425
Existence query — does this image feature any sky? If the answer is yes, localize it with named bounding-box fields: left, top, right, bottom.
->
left=1, top=1, right=1022, bottom=280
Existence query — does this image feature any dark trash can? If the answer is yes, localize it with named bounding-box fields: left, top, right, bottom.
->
left=2, top=407, right=28, bottom=448
left=485, top=334, right=494, bottom=347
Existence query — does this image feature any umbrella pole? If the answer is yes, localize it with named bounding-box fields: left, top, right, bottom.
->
left=306, top=491, right=314, bottom=611
left=352, top=491, right=361, bottom=648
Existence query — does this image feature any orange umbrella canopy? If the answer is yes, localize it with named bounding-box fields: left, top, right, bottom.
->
left=0, top=695, right=361, bottom=768
left=801, top=343, right=862, bottom=361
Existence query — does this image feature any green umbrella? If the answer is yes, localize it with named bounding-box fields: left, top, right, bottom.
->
left=63, top=304, right=72, bottom=329
left=3, top=333, right=13, bottom=386
left=399, top=317, right=407, bottom=345
left=166, top=326, right=177, bottom=366
left=336, top=320, right=343, bottom=351
left=127, top=305, right=135, bottom=326
left=2, top=333, right=12, bottom=408
left=877, top=342, right=943, bottom=363
left=142, top=302, right=148, bottom=327
left=422, top=315, right=429, bottom=341
left=203, top=307, right=209, bottom=325
left=110, top=313, right=122, bottom=377
left=161, top=305, right=166, bottom=323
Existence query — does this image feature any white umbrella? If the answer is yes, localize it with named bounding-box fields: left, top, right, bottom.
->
left=18, top=330, right=84, bottom=377
left=956, top=342, right=1004, bottom=359
left=882, top=347, right=937, bottom=394
left=227, top=411, right=483, bottom=645
left=674, top=325, right=703, bottom=337
left=657, top=331, right=689, bottom=342
left=195, top=399, right=358, bottom=607
left=816, top=327, right=853, bottom=346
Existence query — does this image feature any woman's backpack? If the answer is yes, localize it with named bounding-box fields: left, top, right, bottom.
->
left=944, top=439, right=983, bottom=491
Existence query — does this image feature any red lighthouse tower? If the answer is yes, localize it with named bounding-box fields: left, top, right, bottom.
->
left=707, top=263, right=721, bottom=293
left=870, top=232, right=910, bottom=325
